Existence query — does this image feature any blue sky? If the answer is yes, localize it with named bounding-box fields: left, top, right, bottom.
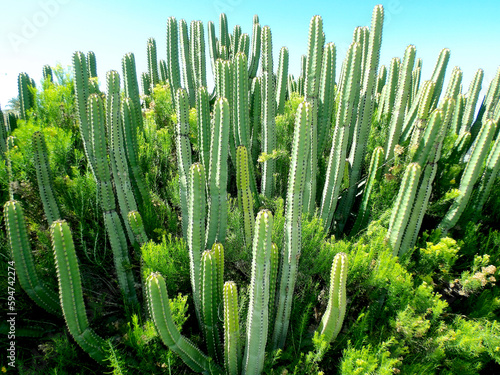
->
left=1, top=0, right=499, bottom=108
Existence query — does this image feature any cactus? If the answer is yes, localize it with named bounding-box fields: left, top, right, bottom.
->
left=179, top=20, right=195, bottom=106
left=350, top=146, right=384, bottom=235
left=243, top=210, right=274, bottom=375
left=444, top=66, right=463, bottom=101
left=250, top=77, right=262, bottom=167
left=317, top=42, right=337, bottom=157
left=122, top=53, right=143, bottom=130
left=197, top=86, right=211, bottom=170
left=320, top=42, right=362, bottom=231
left=223, top=281, right=240, bottom=375
left=190, top=20, right=207, bottom=92
left=42, top=64, right=53, bottom=82
left=276, top=46, right=289, bottom=115
left=50, top=220, right=107, bottom=362
left=167, top=17, right=181, bottom=106
left=187, top=163, right=206, bottom=323
left=384, top=45, right=416, bottom=163
left=87, top=51, right=98, bottom=78
left=317, top=252, right=348, bottom=343
left=460, top=68, right=484, bottom=134
left=147, top=273, right=220, bottom=374
left=206, top=98, right=230, bottom=247
left=201, top=249, right=221, bottom=363
left=159, top=59, right=168, bottom=83
left=128, top=210, right=148, bottom=246
left=32, top=131, right=60, bottom=225
left=375, top=64, right=387, bottom=96
left=236, top=145, right=254, bottom=248
left=272, top=101, right=312, bottom=349
left=429, top=48, right=451, bottom=109
left=451, top=94, right=466, bottom=135
left=302, top=15, right=324, bottom=215
left=387, top=163, right=421, bottom=256
left=4, top=200, right=61, bottom=316
left=337, top=5, right=384, bottom=232
left=207, top=21, right=219, bottom=78
left=411, top=109, right=443, bottom=167
left=376, top=56, right=400, bottom=124
left=248, top=20, right=261, bottom=78
left=439, top=119, right=496, bottom=233
left=147, top=37, right=160, bottom=87
left=141, top=72, right=151, bottom=96
left=18, top=72, right=34, bottom=120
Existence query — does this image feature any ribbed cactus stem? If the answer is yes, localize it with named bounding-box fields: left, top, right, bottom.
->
left=147, top=273, right=220, bottom=374
left=223, top=281, right=240, bottom=375
left=187, top=163, right=206, bottom=323
left=260, top=25, right=276, bottom=198
left=429, top=48, right=451, bottom=109
left=147, top=37, right=160, bottom=87
left=473, top=131, right=500, bottom=215
left=387, top=163, right=421, bottom=256
left=159, top=59, right=168, bottom=83
left=317, top=252, right=348, bottom=343
left=179, top=20, right=195, bottom=107
left=190, top=20, right=207, bottom=91
left=208, top=21, right=219, bottom=78
left=32, top=131, right=60, bottom=225
left=350, top=146, right=384, bottom=235
left=42, top=64, right=53, bottom=82
left=4, top=200, right=61, bottom=316
left=460, top=68, right=484, bottom=134
left=197, top=86, right=211, bottom=170
left=175, top=88, right=193, bottom=239
left=377, top=56, right=400, bottom=124
left=167, top=17, right=181, bottom=106
left=320, top=42, right=362, bottom=231
left=267, top=242, right=279, bottom=344
left=206, top=98, right=230, bottom=247
left=236, top=146, right=254, bottom=248
left=18, top=72, right=34, bottom=120
left=411, top=109, right=443, bottom=167
left=201, top=249, right=221, bottom=363
left=248, top=21, right=261, bottom=78
left=87, top=51, right=98, bottom=78
left=141, top=72, right=151, bottom=96
left=451, top=94, right=466, bottom=135
left=128, top=211, right=148, bottom=246
left=250, top=77, right=262, bottom=167
left=51, top=220, right=107, bottom=362
left=439, top=120, right=496, bottom=232
left=122, top=53, right=144, bottom=133
left=243, top=210, right=273, bottom=375
left=375, top=64, right=387, bottom=96
left=73, top=52, right=91, bottom=164
left=272, top=102, right=312, bottom=349
left=276, top=47, right=289, bottom=115
left=444, top=66, right=463, bottom=101
left=384, top=45, right=416, bottom=163
left=317, top=42, right=336, bottom=157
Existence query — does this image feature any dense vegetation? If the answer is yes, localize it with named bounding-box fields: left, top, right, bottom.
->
left=1, top=4, right=500, bottom=374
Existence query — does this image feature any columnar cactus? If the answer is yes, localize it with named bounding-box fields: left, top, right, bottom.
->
left=276, top=46, right=289, bottom=115
left=4, top=200, right=61, bottom=316
left=201, top=249, right=221, bottom=363
left=87, top=51, right=98, bottom=78
left=272, top=101, right=312, bottom=349
left=179, top=20, right=195, bottom=106
left=51, top=220, right=107, bottom=362
left=122, top=52, right=143, bottom=132
left=317, top=42, right=336, bottom=158
left=223, top=281, right=240, bottom=375
left=387, top=162, right=421, bottom=256
left=243, top=210, right=274, bottom=375
left=206, top=98, right=230, bottom=247
left=439, top=119, right=496, bottom=233
left=147, top=37, right=160, bottom=87
left=167, top=17, right=181, bottom=105
left=384, top=44, right=416, bottom=163
left=460, top=68, right=484, bottom=134
left=197, top=86, right=211, bottom=170
left=429, top=48, right=450, bottom=109
left=18, top=72, right=34, bottom=120
left=190, top=20, right=207, bottom=92
left=32, top=131, right=60, bottom=225
left=248, top=19, right=261, bottom=78
left=42, top=64, right=53, bottom=82
left=260, top=25, right=276, bottom=198
left=317, top=252, right=348, bottom=343
left=376, top=56, right=400, bottom=124
left=236, top=145, right=255, bottom=248
left=147, top=273, right=220, bottom=374
left=320, top=42, right=362, bottom=231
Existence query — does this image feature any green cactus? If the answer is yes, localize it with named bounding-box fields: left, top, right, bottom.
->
left=439, top=119, right=496, bottom=233
left=147, top=273, right=221, bottom=374
left=444, top=66, right=463, bottom=101
left=236, top=145, right=254, bottom=248
left=197, top=86, right=211, bottom=170
left=223, top=281, right=240, bottom=375
left=248, top=20, right=261, bottom=78
left=201, top=249, right=221, bottom=363
left=128, top=210, right=148, bottom=246
left=122, top=53, right=144, bottom=132
left=141, top=72, right=151, bottom=97
left=276, top=47, right=289, bottom=115
left=167, top=17, right=182, bottom=105
left=317, top=42, right=337, bottom=157
left=350, top=146, right=384, bottom=235
left=208, top=21, right=219, bottom=78
left=243, top=209, right=274, bottom=375
left=376, top=56, right=400, bottom=124
left=206, top=98, right=230, bottom=247
left=384, top=45, right=416, bottom=163
left=159, top=59, right=168, bottom=83
left=451, top=94, right=466, bottom=135
left=317, top=252, right=348, bottom=343
left=42, top=64, right=53, bottom=82
left=87, top=51, right=98, bottom=78
left=250, top=77, right=262, bottom=167
left=429, top=48, right=450, bottom=109
left=190, top=20, right=207, bottom=92
left=147, top=37, right=160, bottom=87
left=32, top=131, right=60, bottom=225
left=460, top=68, right=484, bottom=134
left=411, top=109, right=443, bottom=167
left=375, top=64, right=387, bottom=96
left=187, top=162, right=206, bottom=323
left=179, top=20, right=195, bottom=107
left=260, top=25, right=277, bottom=198
left=4, top=200, right=61, bottom=316
left=50, top=220, right=107, bottom=362
left=272, top=101, right=312, bottom=349
left=320, top=42, right=362, bottom=231
left=387, top=162, right=421, bottom=256
left=18, top=72, right=34, bottom=120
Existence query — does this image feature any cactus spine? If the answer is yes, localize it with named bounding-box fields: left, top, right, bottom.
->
left=167, top=17, right=182, bottom=105
left=51, top=220, right=107, bottom=362
left=179, top=20, right=195, bottom=106
left=317, top=252, right=348, bottom=343
left=276, top=47, right=289, bottom=115
left=243, top=210, right=274, bottom=375
left=460, top=68, right=484, bottom=134
left=317, top=42, right=336, bottom=157
left=223, top=281, right=240, bottom=375
left=236, top=145, right=254, bottom=248
left=4, top=200, right=61, bottom=316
